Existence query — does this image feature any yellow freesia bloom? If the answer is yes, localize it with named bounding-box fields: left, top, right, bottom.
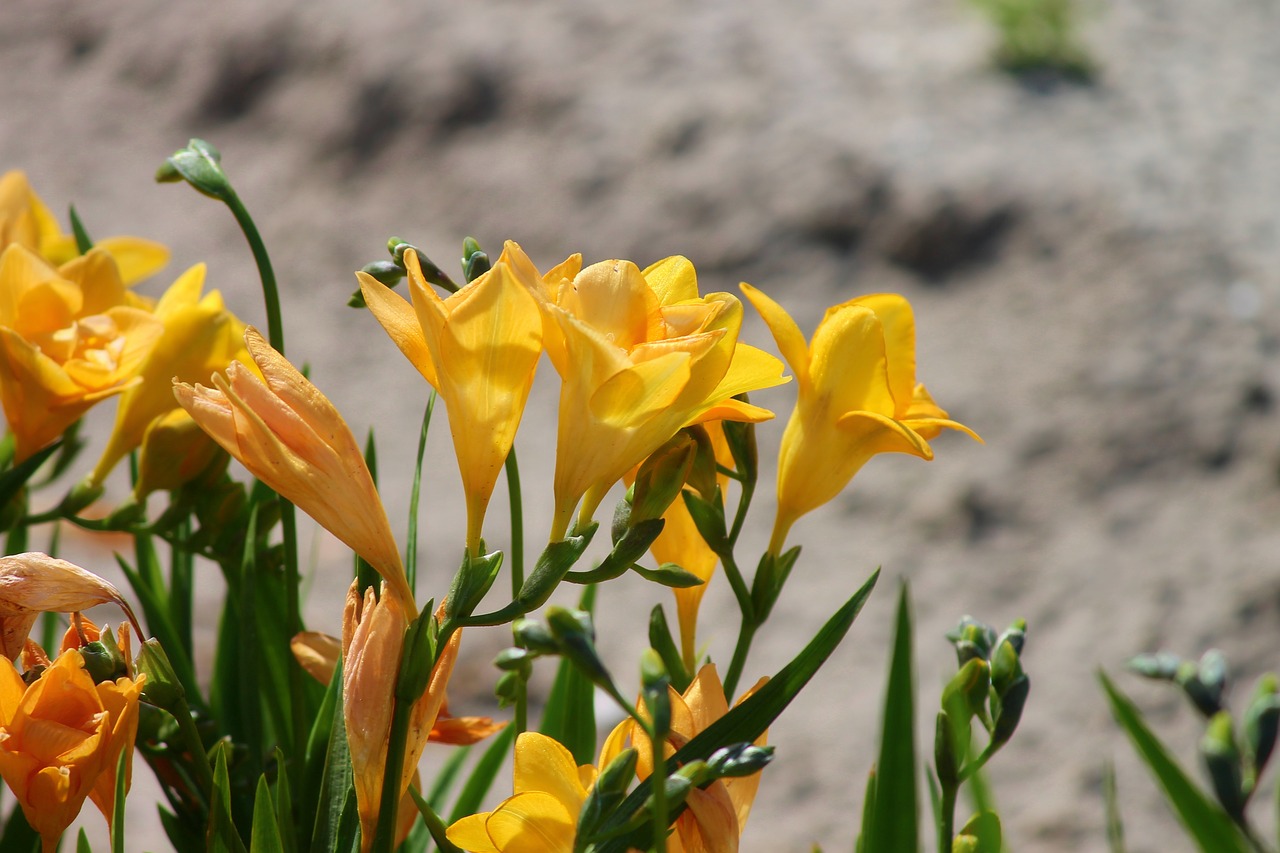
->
left=447, top=731, right=598, bottom=853
left=173, top=327, right=414, bottom=608
left=0, top=170, right=169, bottom=285
left=740, top=285, right=982, bottom=554
left=90, top=262, right=252, bottom=491
left=0, top=245, right=163, bottom=461
left=358, top=246, right=542, bottom=553
left=0, top=648, right=143, bottom=853
left=512, top=246, right=788, bottom=540
left=601, top=664, right=768, bottom=853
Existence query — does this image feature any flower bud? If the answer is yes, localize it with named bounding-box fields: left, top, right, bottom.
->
left=1201, top=710, right=1245, bottom=821
left=1244, top=675, right=1280, bottom=782
left=705, top=743, right=774, bottom=778
left=512, top=618, right=558, bottom=654
left=157, top=139, right=231, bottom=200
left=631, top=433, right=696, bottom=525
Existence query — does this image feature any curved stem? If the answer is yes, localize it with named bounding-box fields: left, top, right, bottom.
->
left=723, top=618, right=758, bottom=702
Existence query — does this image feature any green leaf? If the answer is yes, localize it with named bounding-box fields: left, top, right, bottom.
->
left=447, top=724, right=517, bottom=825
left=540, top=584, right=599, bottom=765
left=406, top=394, right=436, bottom=592
left=250, top=776, right=285, bottom=853
left=208, top=744, right=249, bottom=853
left=0, top=803, right=39, bottom=853
left=273, top=748, right=297, bottom=853
left=68, top=205, right=94, bottom=253
left=648, top=604, right=691, bottom=694
left=864, top=583, right=917, bottom=853
left=1103, top=760, right=1126, bottom=853
left=311, top=656, right=359, bottom=853
left=856, top=767, right=876, bottom=853
left=0, top=441, right=59, bottom=511
left=1099, top=671, right=1250, bottom=853
left=111, top=748, right=127, bottom=853
left=593, top=568, right=879, bottom=853
left=77, top=828, right=93, bottom=853
left=406, top=786, right=465, bottom=853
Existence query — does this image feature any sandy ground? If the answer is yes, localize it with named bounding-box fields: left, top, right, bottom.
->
left=6, top=0, right=1280, bottom=850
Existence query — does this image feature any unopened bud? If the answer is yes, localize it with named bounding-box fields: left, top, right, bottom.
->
left=631, top=434, right=696, bottom=525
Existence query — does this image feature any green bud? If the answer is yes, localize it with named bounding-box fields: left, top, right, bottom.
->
left=720, top=409, right=758, bottom=483
left=137, top=639, right=185, bottom=711
left=157, top=139, right=231, bottom=200
left=577, top=748, right=639, bottom=841
left=513, top=618, right=559, bottom=654
left=706, top=743, right=774, bottom=778
left=387, top=236, right=408, bottom=257
left=359, top=260, right=405, bottom=288
left=935, top=710, right=961, bottom=789
left=1244, top=674, right=1280, bottom=782
left=648, top=605, right=691, bottom=693
left=632, top=434, right=696, bottom=524
left=493, top=647, right=534, bottom=678
left=104, top=498, right=146, bottom=529
left=989, top=640, right=1022, bottom=699
left=446, top=549, right=504, bottom=621
left=946, top=618, right=996, bottom=665
left=640, top=649, right=671, bottom=740
left=494, top=670, right=521, bottom=708
left=78, top=625, right=130, bottom=684
left=954, top=811, right=1001, bottom=853
left=1174, top=651, right=1228, bottom=719
left=1201, top=710, right=1246, bottom=821
left=547, top=607, right=614, bottom=691
left=630, top=562, right=704, bottom=589
left=996, top=620, right=1027, bottom=657
left=681, top=489, right=728, bottom=555
left=611, top=490, right=633, bottom=546
left=1128, top=652, right=1182, bottom=681
left=990, top=674, right=1029, bottom=749
left=683, top=425, right=720, bottom=502
left=462, top=237, right=490, bottom=283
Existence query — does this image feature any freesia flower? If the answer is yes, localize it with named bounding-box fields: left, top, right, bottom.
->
left=358, top=245, right=542, bottom=553
left=0, top=552, right=136, bottom=660
left=89, top=262, right=252, bottom=492
left=601, top=664, right=768, bottom=853
left=0, top=245, right=163, bottom=461
left=342, top=587, right=461, bottom=852
left=514, top=246, right=788, bottom=540
left=740, top=285, right=981, bottom=554
left=0, top=648, right=144, bottom=853
left=0, top=170, right=169, bottom=285
left=446, top=731, right=598, bottom=853
left=173, top=327, right=414, bottom=608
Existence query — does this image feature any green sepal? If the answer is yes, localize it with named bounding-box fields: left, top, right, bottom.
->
left=648, top=605, right=691, bottom=694
left=446, top=550, right=504, bottom=622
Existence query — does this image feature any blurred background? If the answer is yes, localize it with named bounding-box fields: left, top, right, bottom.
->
left=5, top=0, right=1280, bottom=849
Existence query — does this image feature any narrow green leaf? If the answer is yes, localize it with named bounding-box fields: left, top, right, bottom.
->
left=0, top=441, right=59, bottom=509
left=250, top=775, right=285, bottom=853
left=856, top=767, right=876, bottom=853
left=68, top=204, right=94, bottom=253
left=594, top=569, right=879, bottom=852
left=406, top=394, right=436, bottom=592
left=1104, top=760, right=1126, bottom=853
left=273, top=748, right=297, bottom=853
left=300, top=654, right=342, bottom=852
left=406, top=786, right=465, bottom=853
left=447, top=724, right=517, bottom=825
left=866, top=583, right=917, bottom=853
left=1099, top=671, right=1250, bottom=853
left=540, top=584, right=598, bottom=765
left=356, top=431, right=381, bottom=596
left=208, top=744, right=249, bottom=853
left=111, top=748, right=127, bottom=853
left=311, top=657, right=356, bottom=853
left=76, top=828, right=92, bottom=853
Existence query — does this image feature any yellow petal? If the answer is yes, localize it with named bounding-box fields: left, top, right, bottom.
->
left=847, top=294, right=917, bottom=410
left=359, top=270, right=438, bottom=387
left=485, top=791, right=576, bottom=853
left=738, top=283, right=811, bottom=388
left=513, top=732, right=589, bottom=813
left=92, top=236, right=170, bottom=285
left=642, top=255, right=700, bottom=306
left=447, top=811, right=502, bottom=853
left=809, top=304, right=895, bottom=418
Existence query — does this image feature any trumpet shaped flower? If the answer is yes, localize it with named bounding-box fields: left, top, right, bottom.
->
left=358, top=246, right=542, bottom=552
left=90, top=262, right=251, bottom=490
left=0, top=648, right=144, bottom=852
left=740, top=285, right=981, bottom=553
left=174, top=327, right=414, bottom=607
left=0, top=170, right=169, bottom=285
left=343, top=587, right=461, bottom=851
left=0, top=245, right=163, bottom=461
left=513, top=246, right=787, bottom=539
left=446, top=731, right=598, bottom=853
left=601, top=665, right=768, bottom=853
left=0, top=553, right=136, bottom=661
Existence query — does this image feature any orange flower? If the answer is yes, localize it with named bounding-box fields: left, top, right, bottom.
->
left=0, top=648, right=144, bottom=852
left=174, top=327, right=413, bottom=607
left=601, top=665, right=768, bottom=853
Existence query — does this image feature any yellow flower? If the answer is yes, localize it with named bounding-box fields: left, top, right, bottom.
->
left=0, top=648, right=144, bottom=853
left=601, top=664, right=767, bottom=853
left=740, top=285, right=981, bottom=554
left=174, top=327, right=414, bottom=608
left=446, top=731, right=598, bottom=853
left=132, top=409, right=225, bottom=498
left=514, top=247, right=787, bottom=540
left=0, top=245, right=163, bottom=461
left=89, top=262, right=252, bottom=490
left=343, top=588, right=459, bottom=852
left=0, top=170, right=169, bottom=285
left=358, top=245, right=542, bottom=553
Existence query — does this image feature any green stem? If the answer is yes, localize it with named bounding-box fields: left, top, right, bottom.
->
left=650, top=728, right=668, bottom=853
left=938, top=781, right=957, bottom=853
left=171, top=695, right=215, bottom=801
left=726, top=475, right=755, bottom=549
left=723, top=618, right=758, bottom=701
left=223, top=191, right=284, bottom=353
left=506, top=449, right=524, bottom=594
left=370, top=697, right=414, bottom=853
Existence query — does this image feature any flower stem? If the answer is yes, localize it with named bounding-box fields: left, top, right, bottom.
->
left=937, top=780, right=958, bottom=853
left=650, top=725, right=668, bottom=853
left=723, top=617, right=758, bottom=701
left=370, top=697, right=414, bottom=853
